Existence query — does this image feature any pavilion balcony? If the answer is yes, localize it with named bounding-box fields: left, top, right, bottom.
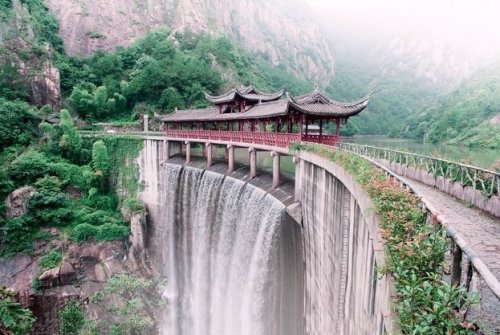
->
left=164, top=129, right=339, bottom=148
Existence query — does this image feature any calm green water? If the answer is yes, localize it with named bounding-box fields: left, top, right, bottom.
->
left=348, top=136, right=500, bottom=170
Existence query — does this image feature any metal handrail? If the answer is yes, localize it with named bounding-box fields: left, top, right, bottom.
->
left=336, top=147, right=500, bottom=300
left=338, top=142, right=500, bottom=197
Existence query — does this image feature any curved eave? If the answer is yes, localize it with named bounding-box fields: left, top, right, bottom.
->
left=204, top=90, right=237, bottom=104
left=159, top=100, right=290, bottom=122
left=289, top=95, right=370, bottom=117
left=204, top=88, right=285, bottom=104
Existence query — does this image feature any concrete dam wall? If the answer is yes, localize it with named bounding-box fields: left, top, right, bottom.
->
left=137, top=139, right=392, bottom=335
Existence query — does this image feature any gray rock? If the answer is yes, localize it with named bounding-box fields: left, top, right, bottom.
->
left=5, top=186, right=36, bottom=219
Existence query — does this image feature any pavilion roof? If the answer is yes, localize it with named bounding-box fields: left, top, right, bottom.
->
left=158, top=88, right=371, bottom=123
left=204, top=85, right=285, bottom=104
left=288, top=90, right=371, bottom=117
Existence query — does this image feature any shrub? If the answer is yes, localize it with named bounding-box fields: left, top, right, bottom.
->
left=0, top=288, right=34, bottom=335
left=0, top=217, right=50, bottom=257
left=88, top=273, right=156, bottom=335
left=28, top=192, right=73, bottom=226
left=39, top=248, right=63, bottom=272
left=72, top=223, right=98, bottom=242
left=123, top=198, right=144, bottom=212
left=58, top=300, right=85, bottom=335
left=34, top=176, right=63, bottom=193
left=96, top=223, right=129, bottom=242
left=83, top=194, right=118, bottom=211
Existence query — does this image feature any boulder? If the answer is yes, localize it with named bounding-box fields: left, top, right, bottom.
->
left=59, top=261, right=77, bottom=286
left=39, top=268, right=59, bottom=289
left=5, top=186, right=36, bottom=218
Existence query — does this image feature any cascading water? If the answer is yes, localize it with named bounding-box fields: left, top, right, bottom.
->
left=138, top=140, right=391, bottom=335
left=140, top=150, right=303, bottom=335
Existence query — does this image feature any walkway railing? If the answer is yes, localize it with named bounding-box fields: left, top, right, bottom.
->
left=165, top=129, right=338, bottom=148
left=338, top=142, right=500, bottom=197
left=333, top=145, right=500, bottom=304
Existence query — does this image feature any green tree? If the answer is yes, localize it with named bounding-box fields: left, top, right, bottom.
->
left=58, top=300, right=85, bottom=335
left=0, top=59, right=28, bottom=101
left=91, top=140, right=110, bottom=190
left=0, top=99, right=40, bottom=149
left=88, top=273, right=156, bottom=335
left=94, top=86, right=108, bottom=118
left=0, top=288, right=34, bottom=335
left=59, top=109, right=82, bottom=163
left=68, top=83, right=97, bottom=119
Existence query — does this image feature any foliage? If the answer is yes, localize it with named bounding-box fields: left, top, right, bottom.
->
left=0, top=99, right=40, bottom=149
left=19, top=0, right=64, bottom=52
left=399, top=62, right=500, bottom=149
left=59, top=109, right=83, bottom=163
left=96, top=223, right=129, bottom=241
left=34, top=175, right=62, bottom=193
left=28, top=191, right=73, bottom=226
left=102, top=138, right=143, bottom=202
left=7, top=150, right=86, bottom=190
left=122, top=198, right=144, bottom=213
left=38, top=248, right=63, bottom=272
left=71, top=223, right=98, bottom=242
left=91, top=140, right=110, bottom=180
left=0, top=288, right=34, bottom=335
left=88, top=273, right=157, bottom=335
left=0, top=217, right=50, bottom=257
left=0, top=60, right=28, bottom=101
left=299, top=144, right=478, bottom=334
left=58, top=300, right=85, bottom=335
left=326, top=56, right=437, bottom=136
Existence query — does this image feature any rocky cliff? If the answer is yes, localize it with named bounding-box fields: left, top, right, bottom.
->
left=0, top=0, right=61, bottom=110
left=45, top=0, right=335, bottom=83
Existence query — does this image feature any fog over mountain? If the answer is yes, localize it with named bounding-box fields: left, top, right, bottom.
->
left=309, top=0, right=500, bottom=87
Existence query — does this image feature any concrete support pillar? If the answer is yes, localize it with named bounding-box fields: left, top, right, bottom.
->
left=163, top=140, right=170, bottom=160
left=143, top=114, right=149, bottom=132
left=185, top=141, right=191, bottom=164
left=206, top=143, right=213, bottom=168
left=271, top=151, right=280, bottom=188
left=249, top=147, right=257, bottom=178
left=227, top=145, right=234, bottom=173
left=294, top=156, right=301, bottom=201
left=451, top=242, right=463, bottom=286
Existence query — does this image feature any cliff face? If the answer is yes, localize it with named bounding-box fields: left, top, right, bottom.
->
left=0, top=0, right=61, bottom=110
left=45, top=0, right=335, bottom=83
left=370, top=34, right=480, bottom=88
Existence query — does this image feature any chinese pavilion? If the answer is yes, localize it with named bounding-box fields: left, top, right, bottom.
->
left=158, top=85, right=370, bottom=148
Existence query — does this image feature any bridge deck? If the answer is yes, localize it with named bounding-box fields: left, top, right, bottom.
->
left=397, top=174, right=500, bottom=277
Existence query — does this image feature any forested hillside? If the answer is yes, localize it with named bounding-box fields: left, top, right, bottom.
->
left=398, top=62, right=500, bottom=149
left=0, top=0, right=316, bottom=332
left=325, top=56, right=437, bottom=136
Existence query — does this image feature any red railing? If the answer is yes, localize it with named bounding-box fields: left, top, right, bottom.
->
left=165, top=129, right=339, bottom=148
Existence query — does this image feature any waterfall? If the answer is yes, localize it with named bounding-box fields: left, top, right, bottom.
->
left=137, top=140, right=391, bottom=335
left=143, top=161, right=303, bottom=335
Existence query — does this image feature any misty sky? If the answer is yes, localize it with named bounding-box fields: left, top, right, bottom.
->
left=307, top=0, right=500, bottom=57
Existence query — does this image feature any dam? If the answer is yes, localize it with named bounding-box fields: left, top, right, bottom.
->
left=136, top=138, right=392, bottom=335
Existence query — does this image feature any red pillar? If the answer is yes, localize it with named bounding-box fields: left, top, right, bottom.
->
left=319, top=119, right=323, bottom=144
left=299, top=115, right=304, bottom=140
left=335, top=119, right=340, bottom=143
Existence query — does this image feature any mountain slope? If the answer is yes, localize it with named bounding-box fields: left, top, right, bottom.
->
left=399, top=62, right=500, bottom=149
left=46, top=0, right=334, bottom=83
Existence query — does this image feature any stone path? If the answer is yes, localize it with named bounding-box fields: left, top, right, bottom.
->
left=398, top=175, right=500, bottom=278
